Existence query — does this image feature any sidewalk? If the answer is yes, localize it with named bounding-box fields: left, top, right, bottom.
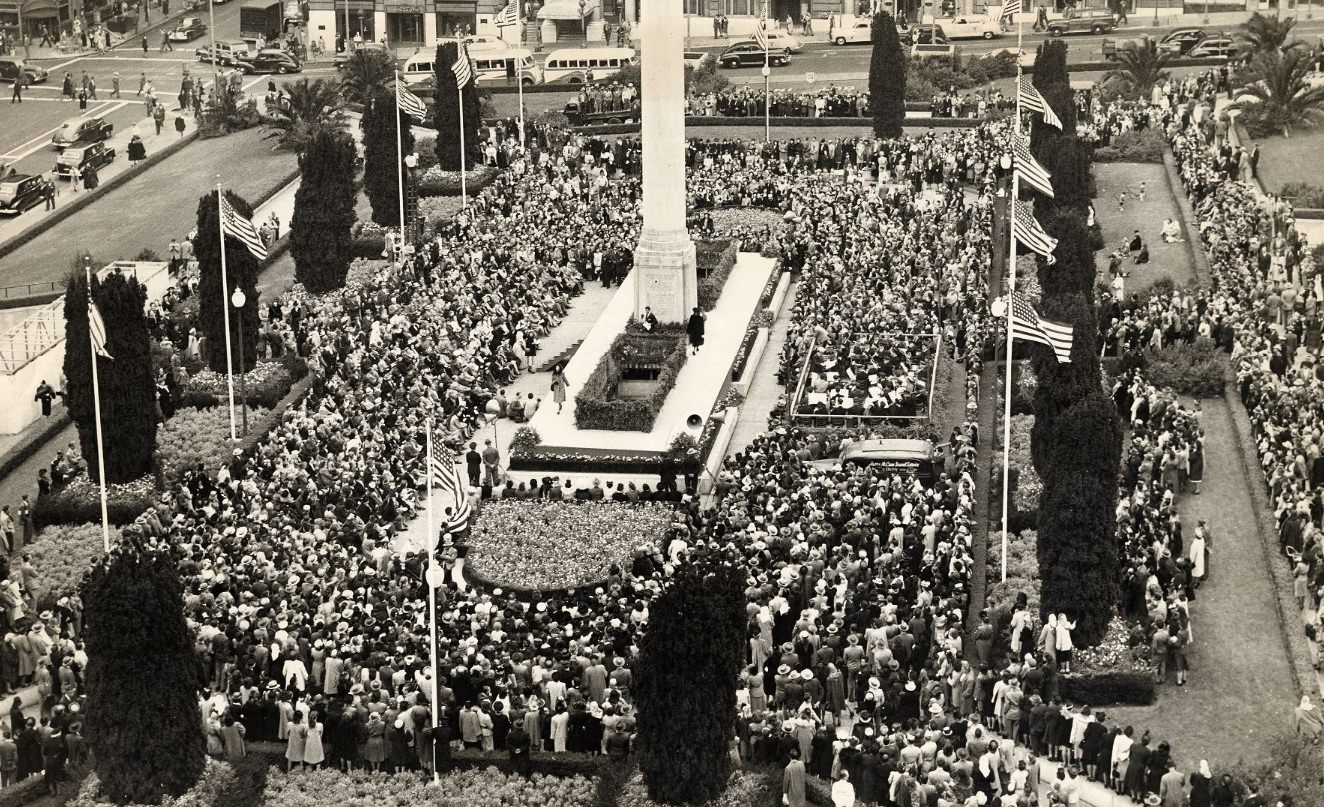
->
left=14, top=3, right=204, bottom=63
left=0, top=105, right=197, bottom=247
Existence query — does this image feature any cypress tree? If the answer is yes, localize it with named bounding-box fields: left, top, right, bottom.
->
left=362, top=87, right=414, bottom=227
left=63, top=265, right=157, bottom=484
left=82, top=538, right=206, bottom=803
left=432, top=41, right=482, bottom=171
left=193, top=190, right=261, bottom=375
left=636, top=559, right=745, bottom=803
left=291, top=126, right=358, bottom=293
left=869, top=11, right=906, bottom=139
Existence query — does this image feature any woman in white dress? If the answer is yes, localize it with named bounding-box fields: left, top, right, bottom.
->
left=303, top=714, right=325, bottom=768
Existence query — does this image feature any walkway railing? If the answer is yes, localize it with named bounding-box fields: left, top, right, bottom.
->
left=0, top=297, right=65, bottom=375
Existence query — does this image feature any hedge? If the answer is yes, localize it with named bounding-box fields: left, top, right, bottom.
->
left=1058, top=670, right=1156, bottom=706
left=695, top=239, right=739, bottom=312
left=1093, top=129, right=1166, bottom=163
left=1144, top=341, right=1230, bottom=398
left=31, top=474, right=157, bottom=530
left=574, top=329, right=688, bottom=432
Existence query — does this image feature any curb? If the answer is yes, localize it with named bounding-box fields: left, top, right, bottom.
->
left=0, top=127, right=200, bottom=263
left=1159, top=146, right=1212, bottom=288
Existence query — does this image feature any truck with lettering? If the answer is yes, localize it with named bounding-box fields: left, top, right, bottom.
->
left=239, top=0, right=283, bottom=42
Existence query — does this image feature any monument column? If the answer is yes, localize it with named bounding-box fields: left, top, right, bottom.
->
left=633, top=0, right=697, bottom=324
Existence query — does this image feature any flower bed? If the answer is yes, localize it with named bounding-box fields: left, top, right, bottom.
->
left=1059, top=615, right=1157, bottom=706
left=1093, top=129, right=1166, bottom=163
left=574, top=329, right=688, bottom=432
left=349, top=221, right=388, bottom=259
left=695, top=239, right=739, bottom=311
left=416, top=164, right=499, bottom=197
left=260, top=766, right=594, bottom=807
left=1143, top=341, right=1229, bottom=399
left=25, top=523, right=106, bottom=605
left=467, top=499, right=674, bottom=592
left=993, top=413, right=1040, bottom=534
left=419, top=196, right=465, bottom=236
left=179, top=356, right=306, bottom=410
left=157, top=406, right=279, bottom=482
left=32, top=473, right=158, bottom=530
left=617, top=769, right=775, bottom=807
left=986, top=528, right=1040, bottom=657
left=69, top=757, right=233, bottom=807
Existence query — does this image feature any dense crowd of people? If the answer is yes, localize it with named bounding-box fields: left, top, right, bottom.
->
left=682, top=86, right=1010, bottom=121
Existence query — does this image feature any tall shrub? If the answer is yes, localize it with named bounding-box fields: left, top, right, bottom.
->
left=63, top=266, right=157, bottom=484
left=869, top=11, right=906, bottom=139
left=193, top=190, right=261, bottom=374
left=83, top=539, right=205, bottom=803
left=635, top=559, right=745, bottom=803
left=362, top=87, right=414, bottom=227
left=291, top=126, right=358, bottom=292
left=432, top=41, right=482, bottom=171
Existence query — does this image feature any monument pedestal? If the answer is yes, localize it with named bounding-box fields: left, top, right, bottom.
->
left=633, top=228, right=697, bottom=324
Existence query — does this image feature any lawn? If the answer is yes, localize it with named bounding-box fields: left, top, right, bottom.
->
left=1094, top=161, right=1199, bottom=293
left=1252, top=126, right=1324, bottom=200
left=1105, top=398, right=1297, bottom=773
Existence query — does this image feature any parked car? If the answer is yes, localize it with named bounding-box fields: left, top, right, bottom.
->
left=1044, top=8, right=1115, bottom=36
left=54, top=141, right=115, bottom=179
left=1158, top=27, right=1207, bottom=54
left=332, top=41, right=388, bottom=68
left=829, top=14, right=873, bottom=44
left=718, top=40, right=791, bottom=68
left=51, top=117, right=113, bottom=149
left=763, top=30, right=803, bottom=53
left=909, top=26, right=949, bottom=45
left=197, top=40, right=249, bottom=65
left=1101, top=34, right=1154, bottom=59
left=0, top=174, right=46, bottom=215
left=1186, top=37, right=1240, bottom=58
left=932, top=15, right=1002, bottom=39
left=0, top=56, right=48, bottom=84
left=237, top=49, right=302, bottom=74
left=169, top=17, right=208, bottom=42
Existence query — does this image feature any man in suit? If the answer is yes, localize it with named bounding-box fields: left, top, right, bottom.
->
left=1159, top=762, right=1185, bottom=807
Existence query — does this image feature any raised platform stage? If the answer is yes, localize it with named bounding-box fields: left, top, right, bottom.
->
left=506, top=251, right=777, bottom=484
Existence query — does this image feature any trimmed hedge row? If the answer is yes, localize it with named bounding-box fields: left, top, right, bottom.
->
left=1059, top=670, right=1157, bottom=706
left=696, top=238, right=739, bottom=311
left=574, top=329, right=688, bottom=432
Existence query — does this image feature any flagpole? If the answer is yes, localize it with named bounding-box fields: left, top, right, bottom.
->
left=458, top=40, right=469, bottom=208
left=762, top=5, right=770, bottom=144
left=216, top=179, right=238, bottom=443
left=516, top=0, right=525, bottom=147
left=1000, top=57, right=1025, bottom=587
left=425, top=419, right=440, bottom=785
left=394, top=68, right=407, bottom=265
left=85, top=263, right=111, bottom=553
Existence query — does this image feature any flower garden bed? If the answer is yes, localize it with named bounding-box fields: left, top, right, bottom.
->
left=25, top=523, right=106, bottom=606
left=467, top=499, right=675, bottom=592
left=1062, top=616, right=1158, bottom=705
left=261, top=766, right=594, bottom=807
left=616, top=769, right=776, bottom=807
left=32, top=472, right=158, bottom=530
left=349, top=221, right=388, bottom=259
left=574, top=328, right=688, bottom=433
left=69, top=757, right=232, bottom=807
left=156, top=405, right=283, bottom=483
left=178, top=355, right=307, bottom=410
left=415, top=164, right=499, bottom=198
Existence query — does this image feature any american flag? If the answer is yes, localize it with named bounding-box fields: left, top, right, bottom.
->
left=754, top=1, right=769, bottom=51
left=219, top=194, right=268, bottom=261
left=89, top=298, right=112, bottom=359
left=1018, top=76, right=1063, bottom=131
left=1013, top=135, right=1054, bottom=197
left=494, top=0, right=519, bottom=28
left=999, top=0, right=1022, bottom=20
left=1006, top=291, right=1074, bottom=363
left=396, top=82, right=428, bottom=121
left=1012, top=200, right=1058, bottom=262
left=429, top=440, right=471, bottom=533
left=452, top=41, right=473, bottom=89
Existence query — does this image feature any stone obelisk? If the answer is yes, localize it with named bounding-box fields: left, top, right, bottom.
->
left=633, top=0, right=697, bottom=324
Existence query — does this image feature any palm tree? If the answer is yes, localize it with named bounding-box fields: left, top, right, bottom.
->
left=339, top=48, right=396, bottom=105
left=265, top=78, right=346, bottom=152
left=1240, top=48, right=1324, bottom=137
left=1104, top=39, right=1172, bottom=100
left=1237, top=12, right=1299, bottom=54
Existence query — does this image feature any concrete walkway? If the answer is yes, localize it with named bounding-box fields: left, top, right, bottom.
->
left=728, top=279, right=797, bottom=456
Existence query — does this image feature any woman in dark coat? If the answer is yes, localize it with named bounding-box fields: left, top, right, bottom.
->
left=686, top=307, right=705, bottom=355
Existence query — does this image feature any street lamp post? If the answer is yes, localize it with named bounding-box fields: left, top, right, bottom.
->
left=208, top=0, right=219, bottom=97
left=231, top=285, right=248, bottom=437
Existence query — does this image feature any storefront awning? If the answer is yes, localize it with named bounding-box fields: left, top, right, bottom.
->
left=18, top=0, right=61, bottom=18
left=537, top=0, right=598, bottom=20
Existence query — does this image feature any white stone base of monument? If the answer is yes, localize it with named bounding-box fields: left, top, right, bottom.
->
left=632, top=230, right=698, bottom=324
left=513, top=252, right=775, bottom=466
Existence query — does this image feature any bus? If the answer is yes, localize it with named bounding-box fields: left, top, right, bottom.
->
left=402, top=47, right=542, bottom=86
left=542, top=47, right=636, bottom=85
